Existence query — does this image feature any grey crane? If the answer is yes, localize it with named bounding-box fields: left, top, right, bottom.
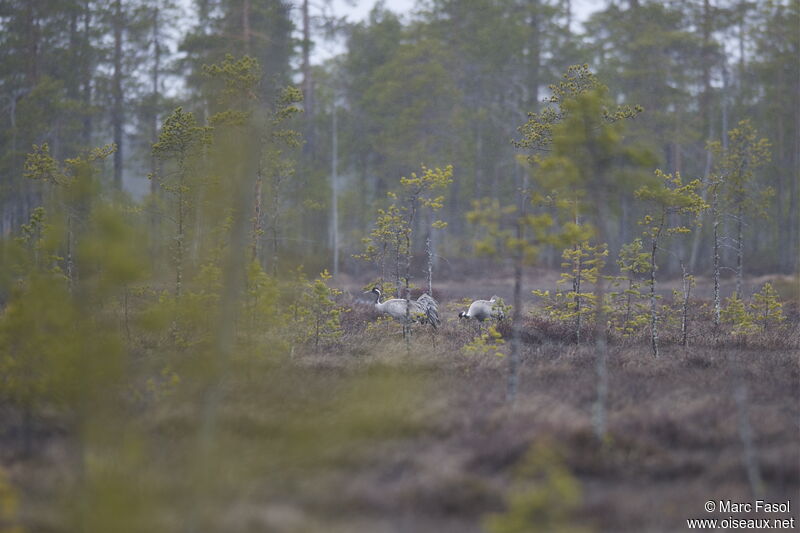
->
left=368, top=288, right=440, bottom=335
left=459, top=296, right=504, bottom=332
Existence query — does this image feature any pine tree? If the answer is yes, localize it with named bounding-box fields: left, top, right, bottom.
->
left=610, top=238, right=649, bottom=338
left=708, top=120, right=772, bottom=301
left=532, top=77, right=650, bottom=436
left=152, top=107, right=212, bottom=297
left=635, top=170, right=707, bottom=357
left=721, top=293, right=756, bottom=336
left=749, top=282, right=785, bottom=333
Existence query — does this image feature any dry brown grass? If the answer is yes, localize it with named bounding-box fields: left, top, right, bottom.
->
left=2, top=292, right=798, bottom=533
left=292, top=299, right=799, bottom=532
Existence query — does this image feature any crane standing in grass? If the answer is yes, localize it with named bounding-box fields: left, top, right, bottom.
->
left=459, top=296, right=505, bottom=333
left=368, top=287, right=440, bottom=337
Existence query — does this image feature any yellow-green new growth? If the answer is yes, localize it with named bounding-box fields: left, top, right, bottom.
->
left=286, top=269, right=346, bottom=349
left=721, top=293, right=757, bottom=336
left=749, top=282, right=785, bottom=332
left=358, top=165, right=453, bottom=296
left=707, top=119, right=772, bottom=298
left=484, top=443, right=587, bottom=533
left=152, top=106, right=212, bottom=297
left=635, top=170, right=708, bottom=357
left=533, top=241, right=608, bottom=343
left=463, top=325, right=506, bottom=358
left=609, top=238, right=650, bottom=337
left=515, top=64, right=642, bottom=158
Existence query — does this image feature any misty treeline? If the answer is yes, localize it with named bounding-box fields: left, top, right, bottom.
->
left=0, top=0, right=797, bottom=279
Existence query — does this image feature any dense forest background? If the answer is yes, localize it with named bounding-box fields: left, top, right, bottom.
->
left=1, top=0, right=797, bottom=281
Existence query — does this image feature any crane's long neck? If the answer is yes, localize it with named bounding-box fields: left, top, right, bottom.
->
left=373, top=290, right=382, bottom=305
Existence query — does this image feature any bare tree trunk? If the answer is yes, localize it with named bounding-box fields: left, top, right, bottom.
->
left=700, top=0, right=712, bottom=128
left=150, top=4, right=161, bottom=184
left=722, top=59, right=730, bottom=151
left=689, top=144, right=713, bottom=272
left=735, top=382, right=764, bottom=498
left=592, top=270, right=608, bottom=439
left=735, top=204, right=743, bottom=297
left=271, top=224, right=279, bottom=277
left=242, top=0, right=251, bottom=52
left=507, top=234, right=522, bottom=404
left=149, top=3, right=162, bottom=259
left=527, top=0, right=541, bottom=112
left=792, top=71, right=800, bottom=274
left=403, top=203, right=418, bottom=345
left=507, top=167, right=530, bottom=404
left=24, top=3, right=40, bottom=85
left=591, top=198, right=610, bottom=439
left=112, top=0, right=124, bottom=189
left=176, top=158, right=185, bottom=298
left=82, top=3, right=92, bottom=145
left=712, top=189, right=721, bottom=327
left=66, top=214, right=75, bottom=291
left=195, top=126, right=256, bottom=529
left=680, top=262, right=691, bottom=347
left=301, top=0, right=314, bottom=153
left=649, top=219, right=663, bottom=358
left=573, top=246, right=582, bottom=343
left=331, top=100, right=339, bottom=277
left=426, top=236, right=433, bottom=295
left=251, top=171, right=263, bottom=262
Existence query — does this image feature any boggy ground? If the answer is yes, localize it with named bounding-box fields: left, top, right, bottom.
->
left=279, top=305, right=800, bottom=533
left=2, top=295, right=798, bottom=533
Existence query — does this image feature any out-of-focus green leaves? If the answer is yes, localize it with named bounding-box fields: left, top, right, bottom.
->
left=484, top=442, right=589, bottom=533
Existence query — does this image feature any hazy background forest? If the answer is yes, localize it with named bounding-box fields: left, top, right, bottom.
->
left=1, top=0, right=797, bottom=276
left=0, top=0, right=798, bottom=532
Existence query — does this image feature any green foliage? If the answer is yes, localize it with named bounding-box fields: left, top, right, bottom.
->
left=286, top=269, right=346, bottom=349
left=204, top=54, right=261, bottom=114
left=0, top=276, right=71, bottom=415
left=356, top=203, right=402, bottom=280
left=484, top=443, right=587, bottom=533
left=11, top=206, right=62, bottom=276
left=516, top=64, right=642, bottom=158
left=244, top=260, right=283, bottom=330
left=467, top=194, right=575, bottom=265
left=358, top=165, right=453, bottom=291
left=0, top=466, right=21, bottom=533
left=533, top=242, right=608, bottom=333
left=360, top=38, right=461, bottom=178
left=708, top=119, right=773, bottom=217
left=636, top=170, right=708, bottom=241
left=463, top=325, right=505, bottom=358
left=25, top=142, right=116, bottom=192
left=0, top=148, right=129, bottom=418
left=749, top=282, right=785, bottom=332
left=153, top=107, right=212, bottom=162
left=534, top=86, right=654, bottom=239
left=635, top=170, right=707, bottom=355
left=609, top=239, right=649, bottom=336
left=721, top=294, right=757, bottom=336
left=79, top=204, right=148, bottom=293
left=152, top=106, right=213, bottom=296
